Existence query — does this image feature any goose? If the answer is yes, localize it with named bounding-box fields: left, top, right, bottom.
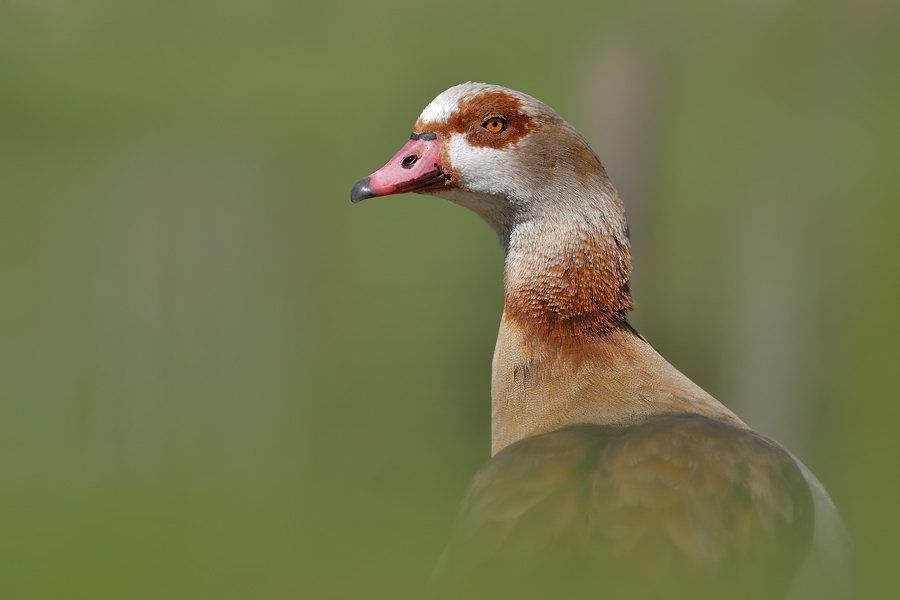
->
left=351, top=82, right=852, bottom=599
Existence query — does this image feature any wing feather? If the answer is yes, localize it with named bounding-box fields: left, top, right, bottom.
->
left=432, top=414, right=818, bottom=599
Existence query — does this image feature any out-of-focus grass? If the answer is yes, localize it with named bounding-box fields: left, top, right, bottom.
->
left=0, top=1, right=898, bottom=598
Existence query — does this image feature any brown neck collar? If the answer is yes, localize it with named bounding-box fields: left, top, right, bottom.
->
left=502, top=220, right=633, bottom=340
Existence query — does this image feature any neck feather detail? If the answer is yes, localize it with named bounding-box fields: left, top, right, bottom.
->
left=503, top=209, right=633, bottom=339
left=490, top=192, right=743, bottom=455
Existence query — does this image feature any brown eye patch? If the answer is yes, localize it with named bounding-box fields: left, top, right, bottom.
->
left=414, top=90, right=540, bottom=150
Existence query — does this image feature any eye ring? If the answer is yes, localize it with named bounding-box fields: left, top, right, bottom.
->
left=483, top=118, right=507, bottom=133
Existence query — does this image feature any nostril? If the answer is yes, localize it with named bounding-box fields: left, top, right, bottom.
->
left=401, top=154, right=418, bottom=168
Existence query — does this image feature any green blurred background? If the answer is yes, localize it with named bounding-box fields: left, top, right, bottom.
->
left=1, top=0, right=898, bottom=598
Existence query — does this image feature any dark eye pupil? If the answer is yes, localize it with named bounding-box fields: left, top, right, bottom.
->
left=401, top=154, right=417, bottom=167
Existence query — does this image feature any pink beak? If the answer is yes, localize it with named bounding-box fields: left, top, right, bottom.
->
left=351, top=132, right=448, bottom=203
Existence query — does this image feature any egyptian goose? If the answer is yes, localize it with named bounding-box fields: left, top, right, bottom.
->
left=351, top=83, right=852, bottom=599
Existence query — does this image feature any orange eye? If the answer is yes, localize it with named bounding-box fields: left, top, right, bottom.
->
left=483, top=118, right=507, bottom=133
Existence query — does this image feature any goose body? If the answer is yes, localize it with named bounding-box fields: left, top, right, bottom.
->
left=352, top=82, right=852, bottom=599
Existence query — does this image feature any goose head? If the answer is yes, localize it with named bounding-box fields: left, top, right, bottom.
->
left=351, top=82, right=627, bottom=247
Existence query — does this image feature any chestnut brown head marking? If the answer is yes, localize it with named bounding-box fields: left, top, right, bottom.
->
left=414, top=89, right=540, bottom=150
